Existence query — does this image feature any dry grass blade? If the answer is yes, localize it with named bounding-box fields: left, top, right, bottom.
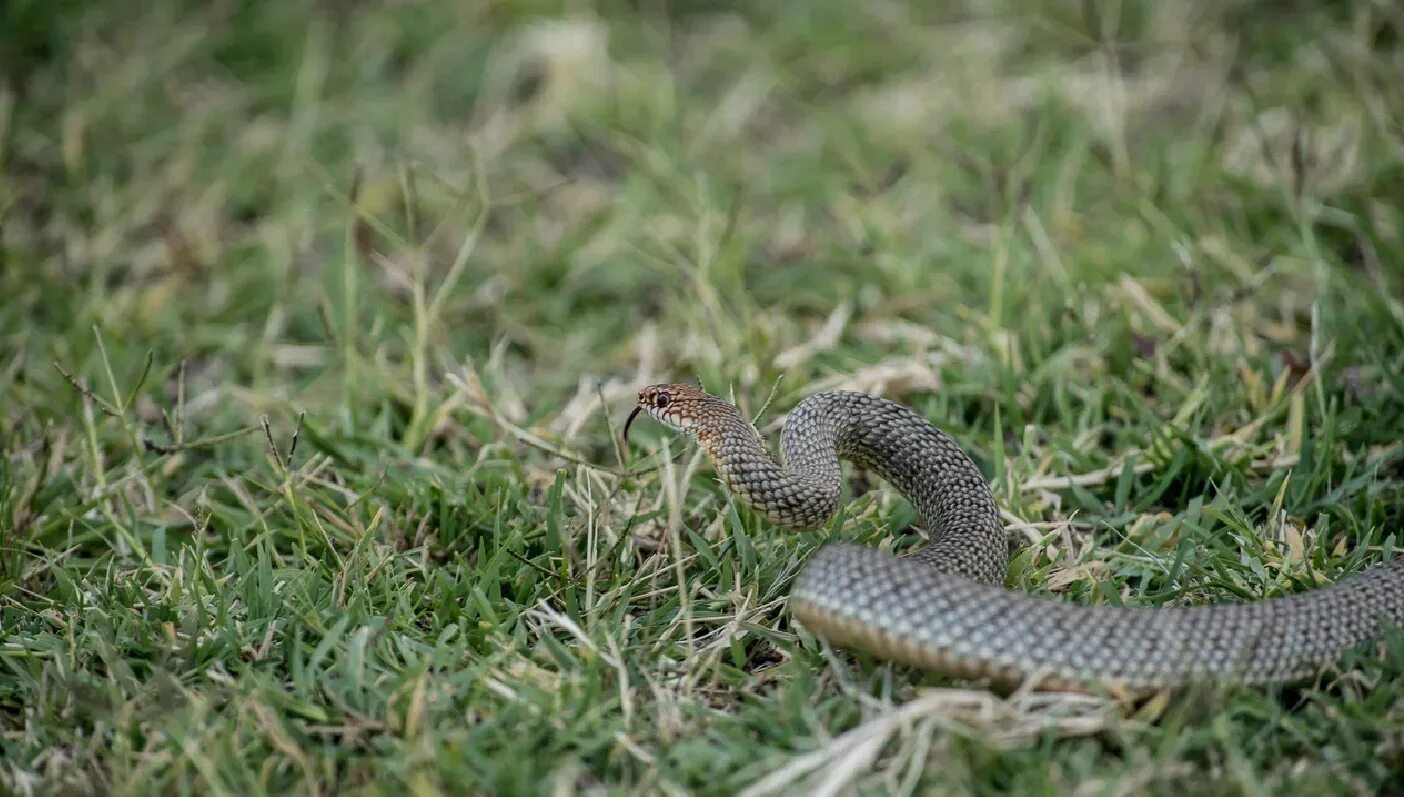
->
left=741, top=689, right=1120, bottom=797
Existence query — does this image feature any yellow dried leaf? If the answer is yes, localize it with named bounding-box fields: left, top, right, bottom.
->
left=1046, top=561, right=1106, bottom=591
left=1135, top=688, right=1173, bottom=722
left=1287, top=392, right=1305, bottom=457
left=1283, top=524, right=1305, bottom=566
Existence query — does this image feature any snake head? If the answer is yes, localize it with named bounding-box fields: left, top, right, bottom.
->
left=623, top=383, right=731, bottom=443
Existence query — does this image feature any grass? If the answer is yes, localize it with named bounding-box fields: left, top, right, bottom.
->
left=4, top=0, right=1404, bottom=794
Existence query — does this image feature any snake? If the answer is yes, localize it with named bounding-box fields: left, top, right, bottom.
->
left=622, top=383, right=1404, bottom=694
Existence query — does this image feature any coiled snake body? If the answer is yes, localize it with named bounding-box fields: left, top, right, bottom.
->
left=624, top=384, right=1404, bottom=693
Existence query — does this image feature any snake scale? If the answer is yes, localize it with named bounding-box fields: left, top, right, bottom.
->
left=624, top=383, right=1404, bottom=693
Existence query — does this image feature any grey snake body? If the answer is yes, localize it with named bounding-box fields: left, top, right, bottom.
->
left=624, top=384, right=1404, bottom=692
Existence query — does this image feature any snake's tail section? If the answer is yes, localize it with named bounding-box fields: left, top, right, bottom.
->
left=790, top=544, right=1404, bottom=691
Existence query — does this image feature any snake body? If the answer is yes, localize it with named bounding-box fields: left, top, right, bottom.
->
left=625, top=384, right=1404, bottom=692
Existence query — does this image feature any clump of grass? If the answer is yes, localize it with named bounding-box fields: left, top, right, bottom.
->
left=4, top=2, right=1404, bottom=794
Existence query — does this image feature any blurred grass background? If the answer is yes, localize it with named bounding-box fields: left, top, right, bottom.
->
left=4, top=0, right=1404, bottom=794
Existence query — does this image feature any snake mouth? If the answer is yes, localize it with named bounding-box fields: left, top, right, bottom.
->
left=622, top=405, right=644, bottom=443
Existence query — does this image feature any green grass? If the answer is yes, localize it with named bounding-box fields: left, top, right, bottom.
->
left=5, top=0, right=1404, bottom=794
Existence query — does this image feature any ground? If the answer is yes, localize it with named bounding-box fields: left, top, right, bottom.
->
left=4, top=1, right=1404, bottom=794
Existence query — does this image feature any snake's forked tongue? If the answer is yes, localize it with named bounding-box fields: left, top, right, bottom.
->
left=622, top=405, right=644, bottom=444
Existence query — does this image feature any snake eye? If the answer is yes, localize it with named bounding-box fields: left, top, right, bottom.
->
left=653, top=392, right=671, bottom=409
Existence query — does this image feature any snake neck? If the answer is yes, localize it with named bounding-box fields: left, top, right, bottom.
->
left=702, top=390, right=1008, bottom=585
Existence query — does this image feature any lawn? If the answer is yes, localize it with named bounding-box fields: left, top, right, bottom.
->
left=4, top=1, right=1404, bottom=794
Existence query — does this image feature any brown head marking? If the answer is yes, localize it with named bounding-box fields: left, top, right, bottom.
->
left=622, top=383, right=739, bottom=444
